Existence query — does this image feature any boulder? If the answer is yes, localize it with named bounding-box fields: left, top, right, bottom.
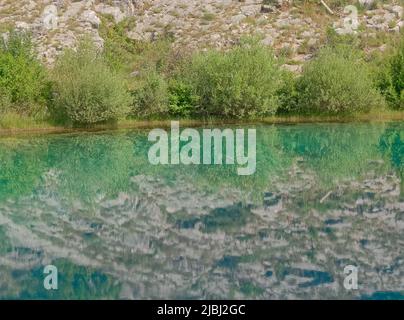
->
left=81, top=10, right=101, bottom=29
left=95, top=4, right=126, bottom=23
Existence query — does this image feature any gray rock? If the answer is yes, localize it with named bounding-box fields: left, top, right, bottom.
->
left=282, top=64, right=302, bottom=73
left=81, top=10, right=101, bottom=29
left=261, top=36, right=273, bottom=46
left=359, top=0, right=375, bottom=6
left=231, top=14, right=246, bottom=24
left=15, top=21, right=30, bottom=30
left=391, top=5, right=403, bottom=18
left=261, top=5, right=275, bottom=13
left=307, top=38, right=317, bottom=47
left=240, top=5, right=261, bottom=17
left=95, top=4, right=126, bottom=23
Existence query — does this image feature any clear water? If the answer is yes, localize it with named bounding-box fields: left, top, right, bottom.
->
left=0, top=122, right=403, bottom=299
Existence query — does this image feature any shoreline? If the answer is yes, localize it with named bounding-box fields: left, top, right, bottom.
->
left=1, top=110, right=404, bottom=137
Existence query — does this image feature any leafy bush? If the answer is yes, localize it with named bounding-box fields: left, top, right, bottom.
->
left=168, top=80, right=198, bottom=117
left=384, top=40, right=404, bottom=109
left=295, top=45, right=385, bottom=114
left=276, top=71, right=299, bottom=114
left=100, top=16, right=175, bottom=76
left=51, top=39, right=131, bottom=125
left=180, top=38, right=285, bottom=118
left=99, top=18, right=180, bottom=118
left=131, top=69, right=169, bottom=117
left=99, top=17, right=138, bottom=73
left=0, top=30, right=49, bottom=115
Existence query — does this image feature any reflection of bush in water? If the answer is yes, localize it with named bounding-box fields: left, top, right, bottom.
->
left=46, top=133, right=136, bottom=204
left=362, top=291, right=404, bottom=300
left=379, top=124, right=404, bottom=169
left=379, top=123, right=404, bottom=197
left=165, top=123, right=392, bottom=195
left=5, top=259, right=120, bottom=299
left=0, top=123, right=401, bottom=206
left=0, top=140, right=48, bottom=201
left=274, top=123, right=388, bottom=186
left=127, top=126, right=291, bottom=202
left=0, top=225, right=12, bottom=254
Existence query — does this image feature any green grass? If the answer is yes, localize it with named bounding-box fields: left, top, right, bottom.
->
left=0, top=112, right=54, bottom=130
left=2, top=109, right=404, bottom=136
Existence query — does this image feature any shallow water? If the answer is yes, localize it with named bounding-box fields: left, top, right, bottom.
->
left=0, top=122, right=403, bottom=299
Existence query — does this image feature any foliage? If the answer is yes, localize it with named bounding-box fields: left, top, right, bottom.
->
left=0, top=139, right=48, bottom=201
left=0, top=30, right=49, bottom=115
left=168, top=80, right=199, bottom=117
left=383, top=39, right=404, bottom=109
left=99, top=16, right=138, bottom=73
left=276, top=71, right=299, bottom=114
left=50, top=38, right=131, bottom=125
left=0, top=28, right=401, bottom=126
left=295, top=45, right=385, bottom=114
left=179, top=38, right=285, bottom=118
left=131, top=69, right=169, bottom=117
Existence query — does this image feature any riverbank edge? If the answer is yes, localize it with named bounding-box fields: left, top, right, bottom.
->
left=1, top=110, right=404, bottom=137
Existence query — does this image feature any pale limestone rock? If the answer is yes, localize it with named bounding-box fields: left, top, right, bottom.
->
left=95, top=4, right=126, bottom=23
left=81, top=10, right=101, bottom=29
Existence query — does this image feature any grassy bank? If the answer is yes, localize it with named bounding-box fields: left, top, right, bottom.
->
left=2, top=109, right=404, bottom=137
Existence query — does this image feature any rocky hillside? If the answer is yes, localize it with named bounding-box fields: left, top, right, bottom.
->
left=0, top=0, right=403, bottom=67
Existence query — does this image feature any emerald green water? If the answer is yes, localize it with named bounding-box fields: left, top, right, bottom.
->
left=0, top=122, right=403, bottom=299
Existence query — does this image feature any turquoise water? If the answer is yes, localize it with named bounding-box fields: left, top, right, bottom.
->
left=0, top=122, right=403, bottom=299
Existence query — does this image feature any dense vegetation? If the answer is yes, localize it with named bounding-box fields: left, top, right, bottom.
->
left=175, top=38, right=286, bottom=118
left=0, top=31, right=49, bottom=116
left=376, top=39, right=404, bottom=110
left=0, top=25, right=403, bottom=127
left=50, top=39, right=131, bottom=125
left=292, top=45, right=386, bottom=114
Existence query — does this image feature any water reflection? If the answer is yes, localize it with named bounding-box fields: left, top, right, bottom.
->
left=379, top=123, right=404, bottom=198
left=0, top=122, right=403, bottom=299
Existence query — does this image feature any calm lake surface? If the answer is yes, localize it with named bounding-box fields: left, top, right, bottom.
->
left=0, top=122, right=403, bottom=299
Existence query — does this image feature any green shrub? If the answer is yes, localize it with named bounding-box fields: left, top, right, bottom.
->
left=379, top=41, right=404, bottom=109
left=181, top=38, right=285, bottom=118
left=99, top=17, right=138, bottom=73
left=131, top=69, right=169, bottom=117
left=168, top=80, right=199, bottom=117
left=51, top=39, right=131, bottom=125
left=99, top=16, right=175, bottom=77
left=276, top=71, right=299, bottom=114
left=295, top=45, right=385, bottom=114
left=0, top=30, right=49, bottom=115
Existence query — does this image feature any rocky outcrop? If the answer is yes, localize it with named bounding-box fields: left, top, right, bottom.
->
left=0, top=1, right=402, bottom=65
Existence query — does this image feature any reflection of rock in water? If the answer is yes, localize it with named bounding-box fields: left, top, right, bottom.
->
left=175, top=203, right=253, bottom=233
left=275, top=268, right=334, bottom=288
left=0, top=164, right=403, bottom=299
